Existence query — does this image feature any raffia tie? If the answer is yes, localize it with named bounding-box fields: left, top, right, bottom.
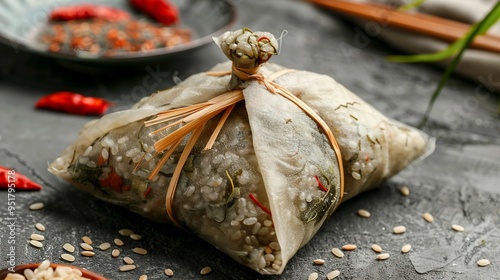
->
left=142, top=64, right=344, bottom=228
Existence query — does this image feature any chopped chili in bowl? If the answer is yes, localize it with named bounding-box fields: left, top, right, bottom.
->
left=38, top=2, right=190, bottom=57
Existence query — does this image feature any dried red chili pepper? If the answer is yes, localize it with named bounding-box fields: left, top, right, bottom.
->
left=130, top=0, right=179, bottom=26
left=0, top=166, right=42, bottom=191
left=49, top=4, right=130, bottom=22
left=35, top=91, right=111, bottom=115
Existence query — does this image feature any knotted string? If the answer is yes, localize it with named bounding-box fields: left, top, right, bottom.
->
left=141, top=64, right=344, bottom=228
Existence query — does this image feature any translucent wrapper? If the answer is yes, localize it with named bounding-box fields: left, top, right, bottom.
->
left=49, top=29, right=434, bottom=274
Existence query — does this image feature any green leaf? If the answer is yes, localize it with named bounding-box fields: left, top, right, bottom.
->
left=418, top=2, right=500, bottom=127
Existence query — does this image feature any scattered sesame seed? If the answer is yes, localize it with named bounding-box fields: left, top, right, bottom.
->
left=81, top=251, right=95, bottom=257
left=29, top=202, right=44, bottom=210
left=139, top=275, right=148, bottom=280
left=114, top=238, right=124, bottom=246
left=331, top=247, right=344, bottom=258
left=61, top=253, right=75, bottom=262
left=119, top=264, right=137, bottom=272
left=82, top=236, right=92, bottom=245
left=401, top=244, right=412, bottom=253
left=393, top=226, right=406, bottom=234
left=399, top=186, right=409, bottom=196
left=313, top=259, right=325, bottom=265
left=357, top=209, right=371, bottom=218
left=200, top=266, right=212, bottom=275
left=123, top=256, right=135, bottom=265
left=164, top=268, right=174, bottom=277
left=351, top=171, right=361, bottom=180
left=371, top=244, right=382, bottom=253
left=452, top=224, right=465, bottom=232
left=342, top=244, right=357, bottom=251
left=308, top=272, right=319, bottom=280
left=119, top=229, right=134, bottom=236
left=130, top=234, right=143, bottom=241
left=30, top=233, right=45, bottom=241
left=423, top=212, right=434, bottom=223
left=112, top=249, right=121, bottom=258
left=63, top=243, right=75, bottom=253
left=133, top=247, right=148, bottom=255
left=99, top=242, right=111, bottom=251
left=29, top=240, right=43, bottom=248
left=80, top=243, right=93, bottom=251
left=376, top=253, right=390, bottom=260
left=327, top=270, right=340, bottom=279
left=477, top=259, right=490, bottom=267
left=35, top=223, right=46, bottom=232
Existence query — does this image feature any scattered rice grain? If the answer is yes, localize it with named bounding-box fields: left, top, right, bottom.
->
left=399, top=186, right=409, bottom=196
left=327, top=270, right=340, bottom=280
left=63, top=243, right=75, bottom=253
left=342, top=244, right=357, bottom=251
left=112, top=249, right=121, bottom=258
left=61, top=253, right=75, bottom=262
left=377, top=253, right=390, bottom=260
left=371, top=244, right=382, bottom=253
left=477, top=259, right=490, bottom=267
left=130, top=234, right=142, bottom=241
left=357, top=209, right=371, bottom=218
left=29, top=240, right=43, bottom=248
left=139, top=275, right=148, bottom=280
left=200, top=266, right=212, bottom=275
left=119, top=264, right=136, bottom=272
left=81, top=251, right=95, bottom=257
left=82, top=236, right=92, bottom=245
left=123, top=256, right=135, bottom=264
left=308, top=272, right=319, bottom=280
left=118, top=229, right=134, bottom=236
left=421, top=212, right=433, bottom=223
left=35, top=223, right=45, bottom=231
left=331, top=247, right=344, bottom=258
left=164, top=268, right=174, bottom=276
left=133, top=247, right=148, bottom=255
left=393, top=225, right=406, bottom=234
left=114, top=238, right=124, bottom=246
left=313, top=259, right=325, bottom=265
left=99, top=242, right=111, bottom=250
left=80, top=243, right=93, bottom=251
left=30, top=233, right=45, bottom=241
left=452, top=224, right=465, bottom=232
left=401, top=244, right=412, bottom=253
left=29, top=202, right=44, bottom=210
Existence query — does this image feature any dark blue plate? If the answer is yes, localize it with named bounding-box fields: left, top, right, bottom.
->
left=0, top=0, right=236, bottom=64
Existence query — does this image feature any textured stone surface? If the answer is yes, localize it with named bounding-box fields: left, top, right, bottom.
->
left=1, top=0, right=499, bottom=279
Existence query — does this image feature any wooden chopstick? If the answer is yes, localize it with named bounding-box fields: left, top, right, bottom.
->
left=308, top=0, right=500, bottom=54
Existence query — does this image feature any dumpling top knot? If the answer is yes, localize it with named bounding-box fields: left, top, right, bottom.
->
left=215, top=28, right=279, bottom=69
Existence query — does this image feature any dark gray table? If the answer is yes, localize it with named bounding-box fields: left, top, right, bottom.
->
left=1, top=1, right=499, bottom=279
